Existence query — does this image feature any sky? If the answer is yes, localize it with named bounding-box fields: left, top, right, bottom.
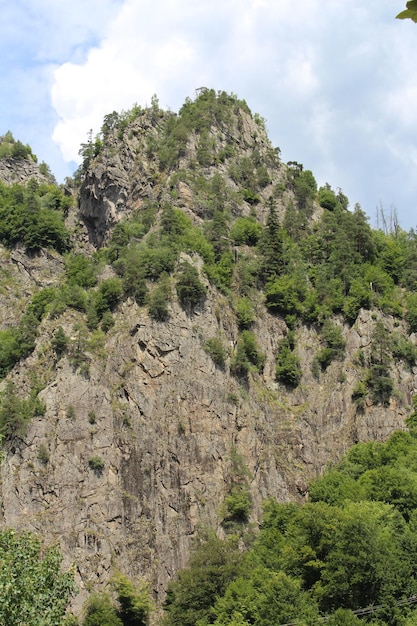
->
left=1, top=0, right=416, bottom=231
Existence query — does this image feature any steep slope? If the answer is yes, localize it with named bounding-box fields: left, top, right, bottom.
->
left=0, top=90, right=416, bottom=618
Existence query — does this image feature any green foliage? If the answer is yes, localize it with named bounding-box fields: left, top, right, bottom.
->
left=204, top=336, right=226, bottom=368
left=406, top=292, right=417, bottom=332
left=397, top=1, right=417, bottom=22
left=257, top=198, right=285, bottom=282
left=115, top=242, right=175, bottom=300
left=156, top=89, right=250, bottom=171
left=316, top=320, right=346, bottom=369
left=230, top=341, right=251, bottom=379
left=83, top=593, right=122, bottom=626
left=311, top=430, right=417, bottom=522
left=317, top=185, right=338, bottom=211
left=86, top=278, right=123, bottom=329
left=37, top=443, right=50, bottom=465
left=391, top=332, right=417, bottom=367
left=292, top=169, right=317, bottom=212
left=112, top=572, right=151, bottom=626
left=163, top=427, right=417, bottom=625
left=88, top=456, right=105, bottom=475
left=0, top=382, right=45, bottom=439
left=0, top=132, right=35, bottom=160
left=351, top=381, right=367, bottom=409
left=406, top=395, right=417, bottom=431
left=205, top=209, right=230, bottom=261
left=204, top=251, right=234, bottom=293
left=230, top=216, right=262, bottom=246
left=221, top=447, right=253, bottom=530
left=176, top=262, right=206, bottom=310
left=264, top=274, right=304, bottom=317
left=65, top=254, right=98, bottom=288
left=51, top=326, right=69, bottom=357
left=221, top=488, right=252, bottom=527
left=234, top=297, right=255, bottom=330
left=211, top=568, right=319, bottom=626
left=0, top=306, right=43, bottom=373
left=366, top=365, right=394, bottom=406
left=275, top=335, right=301, bottom=387
left=309, top=470, right=363, bottom=506
left=106, top=206, right=156, bottom=261
left=147, top=275, right=170, bottom=321
left=0, top=180, right=71, bottom=253
left=262, top=499, right=415, bottom=613
left=0, top=528, right=75, bottom=625
left=238, top=330, right=264, bottom=373
left=101, top=311, right=115, bottom=333
left=363, top=320, right=394, bottom=406
left=163, top=533, right=244, bottom=626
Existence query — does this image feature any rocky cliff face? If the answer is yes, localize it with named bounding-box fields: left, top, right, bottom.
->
left=0, top=156, right=52, bottom=186
left=0, top=92, right=415, bottom=618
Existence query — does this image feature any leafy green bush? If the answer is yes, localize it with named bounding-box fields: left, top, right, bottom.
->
left=163, top=533, right=244, bottom=626
left=204, top=336, right=226, bottom=368
left=317, top=185, right=338, bottom=210
left=204, top=252, right=234, bottom=293
left=0, top=180, right=71, bottom=252
left=88, top=456, right=105, bottom=475
left=114, top=243, right=175, bottom=303
left=91, top=277, right=123, bottom=323
left=292, top=169, right=317, bottom=211
left=234, top=297, right=255, bottom=330
left=366, top=365, right=394, bottom=406
left=176, top=262, right=206, bottom=310
left=406, top=293, right=417, bottom=332
left=221, top=487, right=252, bottom=526
left=0, top=382, right=45, bottom=439
left=240, top=330, right=264, bottom=371
left=230, top=342, right=250, bottom=379
left=65, top=253, right=99, bottom=288
left=83, top=593, right=122, bottom=626
left=231, top=331, right=264, bottom=377
left=51, top=326, right=69, bottom=357
left=391, top=332, right=417, bottom=367
left=0, top=131, right=35, bottom=160
left=112, top=572, right=152, bottom=626
left=265, top=274, right=304, bottom=317
left=316, top=320, right=346, bottom=369
left=276, top=341, right=301, bottom=387
left=148, top=275, right=171, bottom=321
left=0, top=287, right=56, bottom=379
left=230, top=216, right=262, bottom=246
left=351, top=381, right=367, bottom=409
left=0, top=529, right=75, bottom=625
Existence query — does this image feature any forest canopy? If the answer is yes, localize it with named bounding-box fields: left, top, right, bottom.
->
left=163, top=426, right=417, bottom=626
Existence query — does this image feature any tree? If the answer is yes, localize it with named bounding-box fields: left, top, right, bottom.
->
left=112, top=572, right=151, bottom=626
left=147, top=275, right=170, bottom=321
left=397, top=1, right=417, bottom=22
left=211, top=568, right=319, bottom=626
left=51, top=327, right=69, bottom=357
left=176, top=262, right=206, bottom=310
left=276, top=342, right=301, bottom=387
left=163, top=534, right=244, bottom=626
left=83, top=594, right=122, bottom=626
left=0, top=529, right=75, bottom=625
left=258, top=197, right=285, bottom=281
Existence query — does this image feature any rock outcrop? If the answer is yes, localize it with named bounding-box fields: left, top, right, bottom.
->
left=0, top=92, right=415, bottom=620
left=0, top=156, right=52, bottom=186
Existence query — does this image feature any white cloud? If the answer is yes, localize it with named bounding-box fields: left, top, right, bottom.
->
left=47, top=0, right=417, bottom=229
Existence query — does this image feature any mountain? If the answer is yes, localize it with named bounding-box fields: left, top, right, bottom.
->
left=0, top=89, right=416, bottom=621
